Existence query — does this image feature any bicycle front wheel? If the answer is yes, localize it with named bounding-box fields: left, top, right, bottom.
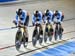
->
left=32, top=29, right=38, bottom=46
left=15, top=30, right=22, bottom=51
left=23, top=32, right=28, bottom=48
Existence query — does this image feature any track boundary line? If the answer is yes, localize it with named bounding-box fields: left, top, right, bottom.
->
left=0, top=41, right=32, bottom=50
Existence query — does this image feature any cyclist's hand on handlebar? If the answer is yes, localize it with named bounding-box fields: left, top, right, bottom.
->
left=13, top=20, right=17, bottom=25
left=13, top=20, right=15, bottom=23
left=18, top=21, right=22, bottom=24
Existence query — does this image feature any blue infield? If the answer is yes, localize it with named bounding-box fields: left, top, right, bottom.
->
left=0, top=0, right=16, bottom=2
left=33, top=41, right=75, bottom=56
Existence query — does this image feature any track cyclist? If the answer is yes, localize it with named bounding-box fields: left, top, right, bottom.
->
left=13, top=8, right=29, bottom=48
left=32, top=10, right=43, bottom=46
left=43, top=9, right=54, bottom=42
left=53, top=10, right=64, bottom=41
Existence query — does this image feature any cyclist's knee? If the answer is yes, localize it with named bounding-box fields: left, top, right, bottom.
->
left=13, top=20, right=17, bottom=25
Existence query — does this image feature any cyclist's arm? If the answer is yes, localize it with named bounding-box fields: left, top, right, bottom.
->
left=21, top=12, right=26, bottom=24
left=43, top=16, right=47, bottom=23
left=15, top=15, right=19, bottom=26
left=39, top=11, right=43, bottom=23
left=39, top=16, right=42, bottom=24
left=59, top=12, right=62, bottom=22
left=32, top=15, right=35, bottom=25
left=15, top=15, right=18, bottom=22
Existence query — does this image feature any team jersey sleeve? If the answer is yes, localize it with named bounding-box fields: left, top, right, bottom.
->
left=15, top=15, right=18, bottom=24
left=32, top=15, right=35, bottom=24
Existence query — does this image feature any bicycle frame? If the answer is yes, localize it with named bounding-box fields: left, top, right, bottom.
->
left=17, top=25, right=25, bottom=42
left=20, top=27, right=24, bottom=36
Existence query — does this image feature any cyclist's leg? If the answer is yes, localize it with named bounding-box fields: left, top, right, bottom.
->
left=44, top=24, right=48, bottom=43
left=59, top=25, right=63, bottom=40
left=49, top=35, right=52, bottom=41
left=17, top=28, right=22, bottom=41
left=59, top=33, right=62, bottom=40
left=49, top=25, right=53, bottom=41
left=45, top=24, right=48, bottom=33
left=24, top=15, right=29, bottom=26
left=54, top=31, right=58, bottom=41
left=52, top=14, right=55, bottom=22
left=24, top=27, right=28, bottom=42
left=61, top=15, right=64, bottom=21
left=22, top=26, right=28, bottom=47
left=39, top=24, right=43, bottom=44
left=39, top=24, right=43, bottom=35
left=33, top=26, right=37, bottom=37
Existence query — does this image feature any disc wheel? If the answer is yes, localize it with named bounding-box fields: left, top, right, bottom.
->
left=15, top=30, right=22, bottom=51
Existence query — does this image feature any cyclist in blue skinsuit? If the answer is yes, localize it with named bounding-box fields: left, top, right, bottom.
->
left=53, top=10, right=64, bottom=41
left=13, top=8, right=29, bottom=46
left=43, top=9, right=54, bottom=42
left=32, top=10, right=43, bottom=39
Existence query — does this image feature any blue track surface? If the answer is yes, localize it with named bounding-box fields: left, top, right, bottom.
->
left=0, top=0, right=16, bottom=2
left=33, top=41, right=75, bottom=56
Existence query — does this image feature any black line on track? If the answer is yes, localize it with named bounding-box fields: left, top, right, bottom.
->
left=0, top=41, right=32, bottom=50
